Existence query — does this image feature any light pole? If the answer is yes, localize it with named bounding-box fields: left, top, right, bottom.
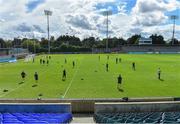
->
left=25, top=35, right=29, bottom=50
left=44, top=10, right=52, bottom=54
left=32, top=32, right=36, bottom=54
left=103, top=10, right=112, bottom=52
left=170, top=15, right=179, bottom=45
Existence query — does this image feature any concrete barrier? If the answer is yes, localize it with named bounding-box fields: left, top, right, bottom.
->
left=95, top=101, right=180, bottom=113
left=0, top=97, right=175, bottom=113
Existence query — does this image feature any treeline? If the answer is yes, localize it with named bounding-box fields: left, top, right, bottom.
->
left=0, top=34, right=179, bottom=53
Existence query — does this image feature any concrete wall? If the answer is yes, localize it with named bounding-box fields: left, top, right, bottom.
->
left=71, top=101, right=94, bottom=113
left=121, top=46, right=180, bottom=53
left=0, top=103, right=71, bottom=113
left=0, top=97, right=177, bottom=113
left=95, top=101, right=180, bottom=113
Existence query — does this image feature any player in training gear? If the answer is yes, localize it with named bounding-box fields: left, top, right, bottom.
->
left=157, top=68, right=161, bottom=80
left=40, top=59, right=42, bottom=64
left=106, top=63, right=109, bottom=72
left=43, top=60, right=45, bottom=65
left=73, top=61, right=75, bottom=68
left=119, top=58, right=121, bottom=63
left=107, top=55, right=109, bottom=60
left=65, top=58, right=67, bottom=64
left=117, top=74, right=122, bottom=89
left=116, top=58, right=118, bottom=64
left=34, top=72, right=39, bottom=83
left=62, top=69, right=66, bottom=81
left=21, top=71, right=26, bottom=82
left=47, top=59, right=49, bottom=66
left=132, top=62, right=136, bottom=70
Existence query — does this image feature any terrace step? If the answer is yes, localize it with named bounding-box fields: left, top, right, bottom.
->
left=71, top=114, right=95, bottom=123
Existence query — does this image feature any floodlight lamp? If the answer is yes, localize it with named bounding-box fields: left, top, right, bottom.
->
left=171, top=15, right=178, bottom=19
left=102, top=10, right=112, bottom=16
left=44, top=10, right=52, bottom=16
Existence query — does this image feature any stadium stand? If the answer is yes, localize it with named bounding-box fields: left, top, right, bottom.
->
left=0, top=56, right=16, bottom=63
left=0, top=48, right=28, bottom=56
left=1, top=113, right=72, bottom=124
left=0, top=98, right=180, bottom=123
left=94, top=101, right=180, bottom=123
left=94, top=112, right=180, bottom=123
left=0, top=48, right=29, bottom=61
left=92, top=45, right=180, bottom=53
left=0, top=103, right=72, bottom=124
left=121, top=45, right=180, bottom=53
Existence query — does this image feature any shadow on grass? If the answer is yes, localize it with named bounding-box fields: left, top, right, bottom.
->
left=38, top=93, right=43, bottom=97
left=62, top=79, right=66, bottom=81
left=32, top=84, right=38, bottom=87
left=19, top=82, right=24, bottom=85
left=3, top=89, right=8, bottom=92
left=117, top=87, right=124, bottom=92
left=159, top=79, right=164, bottom=81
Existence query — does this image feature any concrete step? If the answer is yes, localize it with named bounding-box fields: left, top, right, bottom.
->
left=71, top=114, right=95, bottom=123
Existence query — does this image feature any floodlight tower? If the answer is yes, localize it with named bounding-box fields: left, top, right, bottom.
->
left=25, top=35, right=29, bottom=50
left=32, top=32, right=36, bottom=54
left=44, top=10, right=52, bottom=54
left=170, top=15, right=179, bottom=45
left=103, top=10, right=112, bottom=52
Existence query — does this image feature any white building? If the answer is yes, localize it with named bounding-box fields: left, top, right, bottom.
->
left=139, top=37, right=152, bottom=45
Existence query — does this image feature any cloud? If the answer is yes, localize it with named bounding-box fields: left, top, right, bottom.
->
left=26, top=0, right=45, bottom=12
left=15, top=22, right=45, bottom=33
left=16, top=23, right=32, bottom=32
left=131, top=0, right=180, bottom=27
left=129, top=26, right=143, bottom=34
left=66, top=14, right=94, bottom=30
left=0, top=0, right=179, bottom=41
left=117, top=1, right=127, bottom=14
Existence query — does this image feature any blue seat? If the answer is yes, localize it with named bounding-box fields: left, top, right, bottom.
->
left=23, top=122, right=48, bottom=124
left=1, top=112, right=72, bottom=124
left=2, top=122, right=24, bottom=124
left=3, top=121, right=23, bottom=124
left=143, top=118, right=158, bottom=123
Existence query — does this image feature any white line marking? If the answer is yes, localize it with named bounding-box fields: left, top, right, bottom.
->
left=62, top=58, right=83, bottom=98
left=0, top=64, right=49, bottom=98
left=0, top=83, right=26, bottom=98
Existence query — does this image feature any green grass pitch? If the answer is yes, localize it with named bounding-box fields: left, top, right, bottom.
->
left=0, top=54, right=180, bottom=99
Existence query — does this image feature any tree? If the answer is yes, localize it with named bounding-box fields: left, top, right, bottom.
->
left=0, top=38, right=6, bottom=48
left=56, top=35, right=82, bottom=47
left=150, top=34, right=166, bottom=45
left=82, top=37, right=96, bottom=48
left=12, top=38, right=22, bottom=48
left=5, top=40, right=13, bottom=48
left=21, top=39, right=40, bottom=53
left=169, top=38, right=179, bottom=45
left=40, top=38, right=48, bottom=48
left=107, top=37, right=126, bottom=48
left=127, top=34, right=141, bottom=45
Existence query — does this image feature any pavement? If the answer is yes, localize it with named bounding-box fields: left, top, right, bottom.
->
left=71, top=114, right=95, bottom=123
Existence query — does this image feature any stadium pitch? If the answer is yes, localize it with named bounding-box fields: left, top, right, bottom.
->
left=0, top=54, right=180, bottom=99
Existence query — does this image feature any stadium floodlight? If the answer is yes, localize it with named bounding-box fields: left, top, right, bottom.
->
left=170, top=15, right=179, bottom=45
left=44, top=10, right=53, bottom=54
left=102, top=10, right=112, bottom=52
left=32, top=32, right=36, bottom=54
left=24, top=35, right=29, bottom=50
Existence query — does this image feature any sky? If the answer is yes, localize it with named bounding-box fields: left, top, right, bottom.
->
left=0, top=0, right=179, bottom=40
